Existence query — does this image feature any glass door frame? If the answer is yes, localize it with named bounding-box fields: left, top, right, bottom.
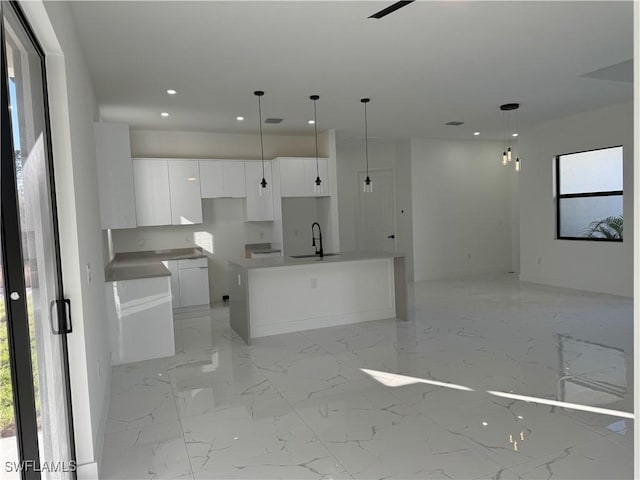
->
left=1, top=0, right=76, bottom=477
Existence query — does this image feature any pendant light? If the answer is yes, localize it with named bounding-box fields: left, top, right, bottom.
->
left=501, top=110, right=508, bottom=166
left=254, top=90, right=268, bottom=192
left=310, top=95, right=322, bottom=193
left=499, top=102, right=520, bottom=171
left=361, top=98, right=372, bottom=193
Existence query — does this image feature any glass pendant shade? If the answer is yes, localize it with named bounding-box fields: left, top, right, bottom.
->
left=502, top=152, right=508, bottom=166
left=515, top=157, right=521, bottom=172
left=507, top=147, right=512, bottom=162
left=363, top=176, right=373, bottom=193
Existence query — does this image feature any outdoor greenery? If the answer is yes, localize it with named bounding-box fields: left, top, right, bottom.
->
left=1, top=294, right=38, bottom=437
left=584, top=215, right=624, bottom=240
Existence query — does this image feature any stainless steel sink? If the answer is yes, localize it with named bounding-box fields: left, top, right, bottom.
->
left=289, top=253, right=340, bottom=259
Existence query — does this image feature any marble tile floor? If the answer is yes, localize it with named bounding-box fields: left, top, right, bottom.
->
left=101, top=274, right=634, bottom=479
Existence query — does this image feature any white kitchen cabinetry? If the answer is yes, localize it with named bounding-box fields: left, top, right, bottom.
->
left=178, top=258, right=210, bottom=307
left=94, top=122, right=137, bottom=229
left=199, top=160, right=246, bottom=198
left=278, top=158, right=305, bottom=197
left=133, top=158, right=172, bottom=226
left=164, top=258, right=210, bottom=307
left=244, top=161, right=274, bottom=221
left=278, top=157, right=330, bottom=197
left=222, top=161, right=247, bottom=197
left=133, top=159, right=203, bottom=226
left=199, top=161, right=224, bottom=198
left=168, top=160, right=203, bottom=224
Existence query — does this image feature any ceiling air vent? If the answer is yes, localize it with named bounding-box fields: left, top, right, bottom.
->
left=445, top=121, right=464, bottom=126
left=264, top=118, right=283, bottom=124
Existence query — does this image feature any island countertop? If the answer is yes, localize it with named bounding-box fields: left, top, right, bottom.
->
left=229, top=251, right=404, bottom=270
left=105, top=247, right=207, bottom=282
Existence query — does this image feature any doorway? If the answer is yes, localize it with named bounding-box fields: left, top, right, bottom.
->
left=356, top=168, right=396, bottom=252
left=1, top=1, right=76, bottom=478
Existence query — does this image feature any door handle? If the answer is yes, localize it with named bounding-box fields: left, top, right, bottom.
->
left=50, top=298, right=72, bottom=335
left=387, top=234, right=396, bottom=239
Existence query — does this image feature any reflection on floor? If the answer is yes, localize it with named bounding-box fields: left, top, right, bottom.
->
left=101, top=274, right=634, bottom=479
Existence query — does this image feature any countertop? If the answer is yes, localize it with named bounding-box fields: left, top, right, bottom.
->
left=229, top=251, right=404, bottom=270
left=244, top=243, right=282, bottom=255
left=105, top=247, right=207, bottom=282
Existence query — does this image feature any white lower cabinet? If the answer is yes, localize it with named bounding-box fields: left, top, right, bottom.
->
left=179, top=267, right=210, bottom=307
left=165, top=257, right=210, bottom=308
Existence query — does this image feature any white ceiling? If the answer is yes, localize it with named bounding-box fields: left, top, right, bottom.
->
left=70, top=1, right=633, bottom=140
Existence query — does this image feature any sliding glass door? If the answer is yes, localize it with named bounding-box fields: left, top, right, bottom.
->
left=1, top=1, right=76, bottom=478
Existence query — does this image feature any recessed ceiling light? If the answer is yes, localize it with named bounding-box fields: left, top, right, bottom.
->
left=512, top=133, right=519, bottom=137
left=161, top=112, right=169, bottom=117
left=308, top=120, right=315, bottom=125
left=166, top=89, right=177, bottom=95
left=474, top=132, right=480, bottom=136
left=236, top=116, right=244, bottom=121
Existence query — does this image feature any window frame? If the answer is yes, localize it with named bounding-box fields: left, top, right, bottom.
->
left=555, top=145, right=623, bottom=242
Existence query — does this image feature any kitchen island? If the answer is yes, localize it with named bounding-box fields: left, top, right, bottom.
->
left=229, top=251, right=407, bottom=344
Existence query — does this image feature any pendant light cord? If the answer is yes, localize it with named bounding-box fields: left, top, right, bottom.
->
left=258, top=94, right=265, bottom=179
left=502, top=110, right=506, bottom=152
left=364, top=101, right=369, bottom=176
left=314, top=98, right=319, bottom=177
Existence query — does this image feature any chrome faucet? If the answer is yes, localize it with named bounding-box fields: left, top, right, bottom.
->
left=311, top=222, right=324, bottom=258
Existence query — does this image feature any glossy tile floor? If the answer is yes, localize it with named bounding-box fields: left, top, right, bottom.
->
left=101, top=274, right=634, bottom=479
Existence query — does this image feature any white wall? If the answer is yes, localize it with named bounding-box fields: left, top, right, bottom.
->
left=395, top=139, right=415, bottom=281
left=336, top=137, right=415, bottom=280
left=23, top=1, right=111, bottom=477
left=281, top=197, right=336, bottom=256
left=519, top=102, right=634, bottom=297
left=130, top=129, right=321, bottom=159
left=410, top=138, right=515, bottom=281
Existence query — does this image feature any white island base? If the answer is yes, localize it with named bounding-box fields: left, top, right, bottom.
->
left=229, top=252, right=407, bottom=344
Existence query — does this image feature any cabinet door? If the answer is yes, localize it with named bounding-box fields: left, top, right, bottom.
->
left=94, top=122, right=137, bottom=229
left=304, top=158, right=330, bottom=196
left=163, top=260, right=181, bottom=308
left=133, top=159, right=172, bottom=226
left=168, top=160, right=203, bottom=224
left=222, top=161, right=247, bottom=197
left=179, top=267, right=210, bottom=307
left=199, top=160, right=224, bottom=198
left=245, top=161, right=274, bottom=221
left=278, top=157, right=306, bottom=197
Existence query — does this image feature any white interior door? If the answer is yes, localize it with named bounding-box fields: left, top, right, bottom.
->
left=357, top=169, right=396, bottom=252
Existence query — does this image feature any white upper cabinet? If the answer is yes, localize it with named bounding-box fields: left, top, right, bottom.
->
left=199, top=160, right=247, bottom=198
left=199, top=161, right=224, bottom=198
left=245, top=161, right=274, bottom=221
left=168, top=160, right=203, bottom=225
left=278, top=157, right=330, bottom=197
left=278, top=158, right=306, bottom=197
left=94, top=122, right=137, bottom=229
left=222, top=161, right=247, bottom=197
left=133, top=159, right=172, bottom=226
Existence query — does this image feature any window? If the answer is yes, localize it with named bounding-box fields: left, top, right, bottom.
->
left=556, top=146, right=623, bottom=241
